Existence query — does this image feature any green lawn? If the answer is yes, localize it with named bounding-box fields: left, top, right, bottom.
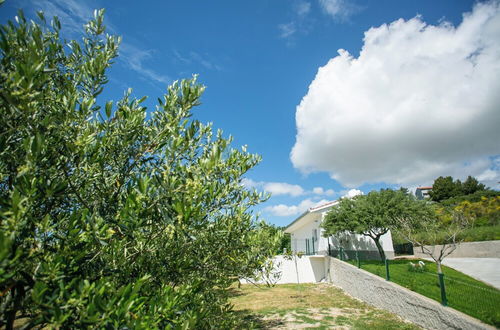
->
left=346, top=259, right=500, bottom=327
left=229, top=283, right=419, bottom=329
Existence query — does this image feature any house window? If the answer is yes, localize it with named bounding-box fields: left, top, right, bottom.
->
left=313, top=229, right=318, bottom=241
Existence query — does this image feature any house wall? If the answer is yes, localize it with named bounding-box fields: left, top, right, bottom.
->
left=329, top=230, right=395, bottom=259
left=290, top=213, right=324, bottom=254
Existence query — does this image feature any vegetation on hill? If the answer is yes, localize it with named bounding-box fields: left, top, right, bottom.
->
left=429, top=175, right=487, bottom=202
left=393, top=175, right=500, bottom=246
left=0, top=10, right=280, bottom=328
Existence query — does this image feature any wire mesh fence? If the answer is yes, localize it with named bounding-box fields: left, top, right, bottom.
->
left=444, top=274, right=500, bottom=326
left=328, top=248, right=500, bottom=327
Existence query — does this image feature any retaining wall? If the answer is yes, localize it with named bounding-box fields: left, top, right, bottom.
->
left=325, top=257, right=494, bottom=330
left=413, top=240, right=500, bottom=258
left=241, top=255, right=326, bottom=285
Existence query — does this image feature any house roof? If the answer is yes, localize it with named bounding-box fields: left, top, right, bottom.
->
left=416, top=186, right=433, bottom=190
left=284, top=200, right=339, bottom=233
left=309, top=200, right=338, bottom=212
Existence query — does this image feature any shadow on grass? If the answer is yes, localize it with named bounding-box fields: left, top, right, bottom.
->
left=226, top=287, right=245, bottom=298
left=232, top=310, right=285, bottom=329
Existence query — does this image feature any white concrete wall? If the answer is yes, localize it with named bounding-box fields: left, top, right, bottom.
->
left=276, top=255, right=326, bottom=283
left=414, top=240, right=500, bottom=258
left=242, top=256, right=327, bottom=284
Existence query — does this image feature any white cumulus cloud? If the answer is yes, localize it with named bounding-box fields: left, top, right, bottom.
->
left=263, top=182, right=305, bottom=196
left=242, top=179, right=304, bottom=196
left=291, top=1, right=500, bottom=188
left=313, top=187, right=335, bottom=196
left=342, top=189, right=363, bottom=198
left=264, top=198, right=330, bottom=217
left=242, top=179, right=338, bottom=197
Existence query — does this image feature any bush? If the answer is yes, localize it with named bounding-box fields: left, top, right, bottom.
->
left=0, top=9, right=279, bottom=328
left=407, top=261, right=426, bottom=273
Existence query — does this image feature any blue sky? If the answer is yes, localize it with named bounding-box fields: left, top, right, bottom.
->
left=2, top=0, right=499, bottom=227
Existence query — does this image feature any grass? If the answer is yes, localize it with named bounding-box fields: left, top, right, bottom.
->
left=229, top=283, right=420, bottom=329
left=346, top=258, right=500, bottom=327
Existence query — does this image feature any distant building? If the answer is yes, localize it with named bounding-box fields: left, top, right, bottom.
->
left=415, top=186, right=432, bottom=200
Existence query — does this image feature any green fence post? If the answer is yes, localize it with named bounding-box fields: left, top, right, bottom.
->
left=340, top=247, right=344, bottom=261
left=438, top=273, right=448, bottom=306
left=356, top=251, right=360, bottom=268
left=385, top=258, right=390, bottom=281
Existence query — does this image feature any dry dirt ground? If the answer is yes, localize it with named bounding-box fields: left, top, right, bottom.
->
left=230, top=283, right=420, bottom=329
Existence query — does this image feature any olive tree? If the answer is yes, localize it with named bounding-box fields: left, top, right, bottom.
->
left=322, top=189, right=431, bottom=261
left=396, top=208, right=471, bottom=274
left=0, top=9, right=276, bottom=328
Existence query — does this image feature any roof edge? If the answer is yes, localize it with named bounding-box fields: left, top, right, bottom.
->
left=284, top=200, right=338, bottom=233
left=284, top=209, right=310, bottom=232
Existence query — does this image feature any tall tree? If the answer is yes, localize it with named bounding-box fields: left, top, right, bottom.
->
left=462, top=175, right=486, bottom=195
left=0, top=9, right=277, bottom=328
left=429, top=176, right=462, bottom=202
left=322, top=189, right=432, bottom=261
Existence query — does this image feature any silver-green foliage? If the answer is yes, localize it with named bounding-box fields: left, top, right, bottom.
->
left=322, top=189, right=433, bottom=261
left=0, top=9, right=277, bottom=328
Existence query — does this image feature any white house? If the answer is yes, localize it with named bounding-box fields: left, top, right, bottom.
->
left=243, top=200, right=396, bottom=285
left=285, top=200, right=395, bottom=260
left=415, top=186, right=432, bottom=200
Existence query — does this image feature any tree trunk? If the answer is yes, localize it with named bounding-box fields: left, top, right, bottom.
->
left=374, top=237, right=386, bottom=261
left=436, top=261, right=443, bottom=274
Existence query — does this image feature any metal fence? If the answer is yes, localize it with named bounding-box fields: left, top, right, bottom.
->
left=393, top=243, right=414, bottom=255
left=328, top=247, right=382, bottom=261
left=291, top=237, right=318, bottom=255
left=329, top=248, right=500, bottom=327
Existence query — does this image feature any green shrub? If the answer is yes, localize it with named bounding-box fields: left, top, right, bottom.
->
left=0, top=9, right=279, bottom=328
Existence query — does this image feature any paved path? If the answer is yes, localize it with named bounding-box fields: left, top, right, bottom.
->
left=439, top=258, right=500, bottom=289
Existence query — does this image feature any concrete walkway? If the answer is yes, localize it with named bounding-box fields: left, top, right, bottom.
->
left=439, top=258, right=500, bottom=289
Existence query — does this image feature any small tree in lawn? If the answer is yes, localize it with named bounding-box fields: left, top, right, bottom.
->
left=322, top=189, right=431, bottom=261
left=396, top=207, right=471, bottom=274
left=240, top=222, right=284, bottom=287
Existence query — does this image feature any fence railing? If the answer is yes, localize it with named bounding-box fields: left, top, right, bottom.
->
left=328, top=247, right=382, bottom=261
left=291, top=237, right=318, bottom=255
left=329, top=248, right=500, bottom=327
